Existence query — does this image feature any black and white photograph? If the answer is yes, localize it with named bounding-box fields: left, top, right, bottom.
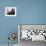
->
left=18, top=25, right=46, bottom=46
left=5, top=7, right=16, bottom=16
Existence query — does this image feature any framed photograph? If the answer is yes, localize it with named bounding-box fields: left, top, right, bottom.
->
left=18, top=24, right=46, bottom=42
left=5, top=7, right=16, bottom=16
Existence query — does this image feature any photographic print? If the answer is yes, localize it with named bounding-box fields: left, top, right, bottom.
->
left=5, top=7, right=16, bottom=16
left=18, top=24, right=46, bottom=41
left=18, top=24, right=46, bottom=46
